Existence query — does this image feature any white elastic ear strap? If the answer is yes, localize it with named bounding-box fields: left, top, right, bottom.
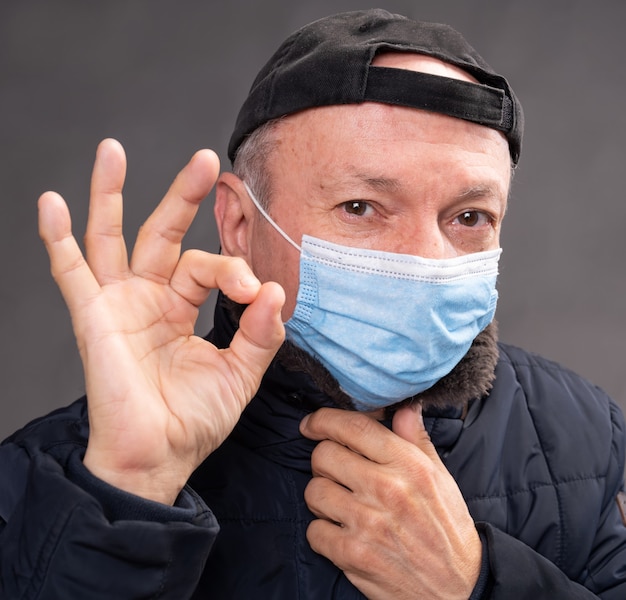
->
left=243, top=182, right=302, bottom=253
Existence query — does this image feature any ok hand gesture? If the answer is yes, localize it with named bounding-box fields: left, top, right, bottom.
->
left=38, top=139, right=285, bottom=504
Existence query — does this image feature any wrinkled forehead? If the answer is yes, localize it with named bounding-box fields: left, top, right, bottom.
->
left=261, top=100, right=512, bottom=205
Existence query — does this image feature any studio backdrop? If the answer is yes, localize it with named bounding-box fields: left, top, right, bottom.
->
left=1, top=0, right=624, bottom=439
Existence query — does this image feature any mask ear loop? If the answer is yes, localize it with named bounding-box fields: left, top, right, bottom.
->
left=243, top=182, right=302, bottom=253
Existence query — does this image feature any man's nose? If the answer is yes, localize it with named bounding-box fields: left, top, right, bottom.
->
left=394, top=222, right=456, bottom=260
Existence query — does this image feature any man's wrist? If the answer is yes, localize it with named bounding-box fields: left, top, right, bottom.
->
left=68, top=449, right=198, bottom=521
left=82, top=447, right=185, bottom=506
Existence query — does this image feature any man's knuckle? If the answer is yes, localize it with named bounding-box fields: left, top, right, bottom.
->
left=345, top=413, right=376, bottom=438
left=344, top=535, right=373, bottom=569
left=378, top=477, right=410, bottom=507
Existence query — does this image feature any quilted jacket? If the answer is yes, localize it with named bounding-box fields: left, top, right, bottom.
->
left=1, top=303, right=625, bottom=598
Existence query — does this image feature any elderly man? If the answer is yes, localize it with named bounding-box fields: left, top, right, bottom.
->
left=1, top=9, right=625, bottom=599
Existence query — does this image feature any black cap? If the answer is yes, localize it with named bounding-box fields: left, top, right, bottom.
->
left=228, top=9, right=523, bottom=165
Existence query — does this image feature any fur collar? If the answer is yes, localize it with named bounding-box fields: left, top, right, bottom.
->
left=219, top=295, right=499, bottom=413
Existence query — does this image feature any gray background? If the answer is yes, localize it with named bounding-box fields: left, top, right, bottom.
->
left=1, top=0, right=625, bottom=441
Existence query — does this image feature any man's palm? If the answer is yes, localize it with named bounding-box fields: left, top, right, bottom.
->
left=38, top=139, right=285, bottom=504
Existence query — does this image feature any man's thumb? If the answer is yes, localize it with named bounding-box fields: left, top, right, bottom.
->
left=392, top=403, right=439, bottom=461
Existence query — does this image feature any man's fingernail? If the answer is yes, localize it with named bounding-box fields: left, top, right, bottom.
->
left=300, top=414, right=310, bottom=430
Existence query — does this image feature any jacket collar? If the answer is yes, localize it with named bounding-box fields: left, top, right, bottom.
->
left=208, top=297, right=466, bottom=472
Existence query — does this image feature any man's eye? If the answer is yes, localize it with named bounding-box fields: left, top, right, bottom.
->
left=455, top=211, right=491, bottom=227
left=342, top=201, right=370, bottom=216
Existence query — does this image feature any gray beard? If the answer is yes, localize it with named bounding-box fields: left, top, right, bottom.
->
left=223, top=297, right=499, bottom=414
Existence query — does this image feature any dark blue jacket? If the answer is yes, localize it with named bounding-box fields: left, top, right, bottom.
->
left=1, top=306, right=625, bottom=598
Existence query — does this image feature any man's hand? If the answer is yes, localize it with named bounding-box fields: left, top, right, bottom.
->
left=300, top=405, right=481, bottom=600
left=38, top=139, right=285, bottom=505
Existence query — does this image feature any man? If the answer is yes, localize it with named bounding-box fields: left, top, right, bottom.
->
left=1, top=8, right=624, bottom=599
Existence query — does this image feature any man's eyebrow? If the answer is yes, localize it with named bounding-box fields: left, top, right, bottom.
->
left=342, top=175, right=507, bottom=203
left=455, top=184, right=505, bottom=202
left=353, top=174, right=402, bottom=194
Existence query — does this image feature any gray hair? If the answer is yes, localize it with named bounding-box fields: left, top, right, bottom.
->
left=232, top=118, right=284, bottom=209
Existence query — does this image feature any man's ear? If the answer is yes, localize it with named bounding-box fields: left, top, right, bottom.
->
left=214, top=172, right=255, bottom=261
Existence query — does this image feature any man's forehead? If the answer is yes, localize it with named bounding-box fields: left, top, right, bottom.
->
left=273, top=98, right=511, bottom=163
left=262, top=100, right=512, bottom=206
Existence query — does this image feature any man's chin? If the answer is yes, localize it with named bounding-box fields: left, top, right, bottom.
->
left=276, top=321, right=500, bottom=415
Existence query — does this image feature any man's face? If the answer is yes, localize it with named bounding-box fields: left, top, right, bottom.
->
left=244, top=55, right=511, bottom=320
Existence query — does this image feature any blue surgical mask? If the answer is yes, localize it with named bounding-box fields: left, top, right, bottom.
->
left=244, top=183, right=501, bottom=411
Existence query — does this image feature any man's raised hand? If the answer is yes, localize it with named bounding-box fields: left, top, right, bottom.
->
left=38, top=139, right=285, bottom=504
